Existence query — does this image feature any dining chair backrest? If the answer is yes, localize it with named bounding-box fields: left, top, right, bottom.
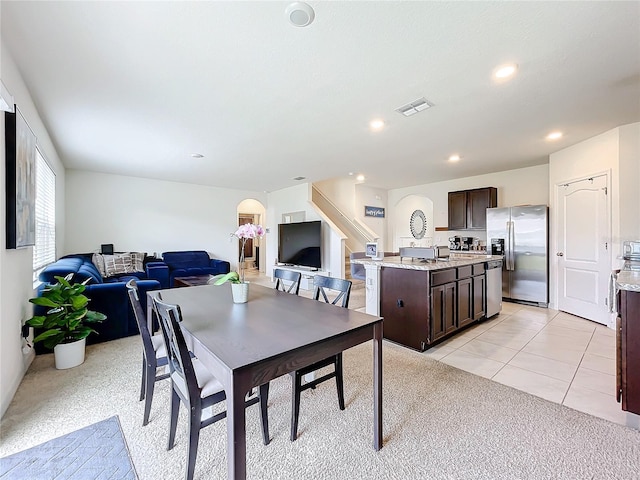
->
left=126, top=279, right=155, bottom=359
left=312, top=275, right=352, bottom=309
left=153, top=298, right=198, bottom=407
left=274, top=268, right=302, bottom=295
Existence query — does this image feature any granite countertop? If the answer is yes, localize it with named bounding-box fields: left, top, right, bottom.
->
left=617, top=271, right=640, bottom=292
left=351, top=255, right=503, bottom=272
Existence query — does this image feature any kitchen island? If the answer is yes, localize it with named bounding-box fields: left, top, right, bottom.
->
left=352, top=254, right=502, bottom=351
left=615, top=270, right=640, bottom=415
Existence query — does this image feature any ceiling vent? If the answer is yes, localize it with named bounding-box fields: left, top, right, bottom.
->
left=396, top=97, right=433, bottom=117
left=293, top=176, right=306, bottom=181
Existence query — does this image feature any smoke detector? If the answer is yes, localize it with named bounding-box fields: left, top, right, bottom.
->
left=285, top=2, right=315, bottom=27
left=396, top=97, right=434, bottom=117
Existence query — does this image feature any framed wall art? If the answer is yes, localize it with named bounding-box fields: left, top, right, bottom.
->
left=5, top=106, right=37, bottom=249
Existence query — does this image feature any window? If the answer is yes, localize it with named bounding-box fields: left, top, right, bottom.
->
left=33, top=149, right=56, bottom=282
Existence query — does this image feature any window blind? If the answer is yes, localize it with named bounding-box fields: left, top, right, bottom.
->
left=33, top=149, right=56, bottom=281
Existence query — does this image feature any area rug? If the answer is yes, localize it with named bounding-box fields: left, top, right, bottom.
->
left=0, top=416, right=136, bottom=480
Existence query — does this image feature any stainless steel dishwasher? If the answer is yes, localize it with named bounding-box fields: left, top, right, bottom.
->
left=486, top=259, right=503, bottom=318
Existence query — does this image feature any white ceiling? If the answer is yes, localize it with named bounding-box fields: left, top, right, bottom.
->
left=2, top=1, right=639, bottom=192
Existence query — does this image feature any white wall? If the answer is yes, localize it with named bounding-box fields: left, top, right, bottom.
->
left=65, top=170, right=267, bottom=265
left=1, top=46, right=66, bottom=417
left=354, top=184, right=388, bottom=250
left=388, top=164, right=549, bottom=249
left=619, top=123, right=640, bottom=240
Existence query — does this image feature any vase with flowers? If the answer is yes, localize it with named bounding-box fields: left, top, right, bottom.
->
left=213, top=223, right=265, bottom=303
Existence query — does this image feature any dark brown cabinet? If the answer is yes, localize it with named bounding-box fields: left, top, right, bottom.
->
left=448, top=187, right=497, bottom=230
left=380, top=268, right=430, bottom=351
left=379, top=263, right=488, bottom=352
left=617, top=289, right=640, bottom=415
left=432, top=282, right=457, bottom=341
left=457, top=277, right=473, bottom=328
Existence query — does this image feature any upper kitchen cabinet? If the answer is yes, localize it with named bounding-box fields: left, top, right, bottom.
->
left=448, top=187, right=497, bottom=230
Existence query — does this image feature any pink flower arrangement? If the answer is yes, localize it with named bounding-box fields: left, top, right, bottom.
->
left=234, top=223, right=265, bottom=240
left=233, top=223, right=265, bottom=282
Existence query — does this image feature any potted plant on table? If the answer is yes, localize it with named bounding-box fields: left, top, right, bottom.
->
left=213, top=223, right=265, bottom=303
left=26, top=274, right=107, bottom=369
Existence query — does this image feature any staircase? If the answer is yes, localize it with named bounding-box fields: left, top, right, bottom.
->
left=311, top=185, right=378, bottom=280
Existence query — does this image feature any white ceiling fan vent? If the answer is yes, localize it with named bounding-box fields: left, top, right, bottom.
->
left=396, top=97, right=434, bottom=117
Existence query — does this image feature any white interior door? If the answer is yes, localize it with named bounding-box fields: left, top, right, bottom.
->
left=557, top=174, right=610, bottom=324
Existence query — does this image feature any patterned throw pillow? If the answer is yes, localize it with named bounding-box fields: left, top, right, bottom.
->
left=92, top=253, right=107, bottom=277
left=103, top=253, right=133, bottom=277
left=130, top=252, right=145, bottom=273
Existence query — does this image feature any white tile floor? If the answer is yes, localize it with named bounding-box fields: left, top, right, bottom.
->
left=427, top=301, right=640, bottom=429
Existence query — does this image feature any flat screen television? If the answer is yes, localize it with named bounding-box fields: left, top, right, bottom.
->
left=278, top=220, right=321, bottom=269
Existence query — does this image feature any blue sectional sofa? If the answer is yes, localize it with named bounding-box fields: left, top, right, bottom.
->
left=146, top=250, right=231, bottom=288
left=35, top=254, right=161, bottom=352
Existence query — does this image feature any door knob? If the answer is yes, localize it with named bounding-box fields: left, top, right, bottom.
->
left=557, top=252, right=564, bottom=256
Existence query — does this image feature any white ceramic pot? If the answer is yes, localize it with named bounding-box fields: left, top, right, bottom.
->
left=231, top=282, right=249, bottom=304
left=53, top=338, right=86, bottom=369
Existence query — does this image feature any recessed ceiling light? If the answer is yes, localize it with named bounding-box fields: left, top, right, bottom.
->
left=546, top=131, right=563, bottom=140
left=494, top=63, right=518, bottom=79
left=370, top=119, right=385, bottom=131
left=348, top=172, right=354, bottom=176
left=356, top=174, right=365, bottom=182
left=448, top=154, right=461, bottom=162
left=190, top=153, right=204, bottom=158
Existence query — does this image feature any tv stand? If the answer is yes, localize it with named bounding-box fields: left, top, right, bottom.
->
left=272, top=265, right=330, bottom=290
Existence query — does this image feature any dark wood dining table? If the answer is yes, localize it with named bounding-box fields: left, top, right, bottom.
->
left=147, top=282, right=383, bottom=480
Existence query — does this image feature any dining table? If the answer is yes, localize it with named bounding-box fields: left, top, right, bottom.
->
left=147, top=282, right=383, bottom=480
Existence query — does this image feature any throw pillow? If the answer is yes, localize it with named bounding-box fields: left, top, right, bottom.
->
left=130, top=252, right=145, bottom=273
left=92, top=253, right=107, bottom=277
left=103, top=253, right=133, bottom=277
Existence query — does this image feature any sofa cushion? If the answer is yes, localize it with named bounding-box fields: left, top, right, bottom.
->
left=39, top=258, right=85, bottom=283
left=162, top=251, right=211, bottom=270
left=75, top=262, right=103, bottom=284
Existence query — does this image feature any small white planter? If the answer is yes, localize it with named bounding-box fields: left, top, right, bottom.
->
left=231, top=282, right=249, bottom=304
left=54, top=338, right=86, bottom=369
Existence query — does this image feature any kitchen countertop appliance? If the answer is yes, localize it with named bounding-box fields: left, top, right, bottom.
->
left=486, top=205, right=548, bottom=306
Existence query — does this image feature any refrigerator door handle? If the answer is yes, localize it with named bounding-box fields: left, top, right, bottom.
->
left=508, top=221, right=515, bottom=271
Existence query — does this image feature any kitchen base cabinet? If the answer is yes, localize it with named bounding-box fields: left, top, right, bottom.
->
left=380, top=268, right=430, bottom=351
left=457, top=278, right=473, bottom=328
left=432, top=282, right=457, bottom=340
left=617, top=289, right=640, bottom=415
left=379, top=263, right=488, bottom=352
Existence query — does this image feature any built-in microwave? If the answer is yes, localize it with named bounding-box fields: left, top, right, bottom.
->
left=622, top=241, right=640, bottom=260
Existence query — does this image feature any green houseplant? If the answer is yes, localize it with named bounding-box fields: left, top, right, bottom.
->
left=26, top=274, right=106, bottom=368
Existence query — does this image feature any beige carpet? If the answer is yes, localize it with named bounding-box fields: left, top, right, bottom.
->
left=2, top=334, right=639, bottom=480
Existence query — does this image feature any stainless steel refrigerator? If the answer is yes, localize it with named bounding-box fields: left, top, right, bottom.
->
left=486, top=205, right=548, bottom=306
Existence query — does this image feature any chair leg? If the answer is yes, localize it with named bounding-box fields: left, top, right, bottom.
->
left=259, top=383, right=270, bottom=445
left=139, top=358, right=146, bottom=401
left=186, top=404, right=202, bottom=480
left=142, top=366, right=155, bottom=426
left=167, top=389, right=180, bottom=451
left=290, top=372, right=302, bottom=441
left=335, top=353, right=345, bottom=411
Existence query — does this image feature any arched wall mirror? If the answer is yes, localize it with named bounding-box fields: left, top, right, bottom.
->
left=410, top=209, right=427, bottom=240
